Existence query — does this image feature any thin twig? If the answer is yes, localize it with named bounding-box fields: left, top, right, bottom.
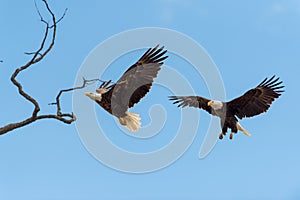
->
left=24, top=52, right=43, bottom=56
left=34, top=0, right=48, bottom=25
left=49, top=8, right=68, bottom=29
left=49, top=78, right=100, bottom=115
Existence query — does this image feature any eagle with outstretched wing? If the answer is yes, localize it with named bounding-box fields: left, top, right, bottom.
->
left=85, top=45, right=168, bottom=132
left=169, top=75, right=284, bottom=139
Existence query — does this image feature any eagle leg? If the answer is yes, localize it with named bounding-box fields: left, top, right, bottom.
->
left=219, top=132, right=227, bottom=140
left=219, top=133, right=224, bottom=140
left=229, top=132, right=234, bottom=140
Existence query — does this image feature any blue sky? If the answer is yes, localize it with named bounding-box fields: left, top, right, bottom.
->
left=1, top=0, right=300, bottom=199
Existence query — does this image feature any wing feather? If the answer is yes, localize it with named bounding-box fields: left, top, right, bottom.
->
left=169, top=96, right=212, bottom=114
left=101, top=45, right=168, bottom=117
left=227, top=75, right=284, bottom=119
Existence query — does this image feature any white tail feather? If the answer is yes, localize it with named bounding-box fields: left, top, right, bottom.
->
left=118, top=111, right=141, bottom=132
left=237, top=122, right=251, bottom=136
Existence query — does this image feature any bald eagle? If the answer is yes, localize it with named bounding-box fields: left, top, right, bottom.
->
left=85, top=45, right=168, bottom=132
left=169, top=76, right=284, bottom=139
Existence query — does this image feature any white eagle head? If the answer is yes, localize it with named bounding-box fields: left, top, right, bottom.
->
left=85, top=80, right=112, bottom=101
left=207, top=100, right=223, bottom=110
left=85, top=92, right=102, bottom=101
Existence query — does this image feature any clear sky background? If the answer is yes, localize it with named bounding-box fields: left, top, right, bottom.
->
left=1, top=0, right=300, bottom=199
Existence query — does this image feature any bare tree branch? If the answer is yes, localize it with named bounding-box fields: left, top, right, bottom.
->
left=49, top=78, right=100, bottom=116
left=0, top=1, right=91, bottom=136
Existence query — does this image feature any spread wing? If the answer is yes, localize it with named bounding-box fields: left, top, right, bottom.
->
left=169, top=96, right=212, bottom=114
left=227, top=75, right=284, bottom=119
left=101, top=45, right=168, bottom=117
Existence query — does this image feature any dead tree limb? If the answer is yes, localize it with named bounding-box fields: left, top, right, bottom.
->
left=49, top=78, right=100, bottom=116
left=0, top=1, right=93, bottom=135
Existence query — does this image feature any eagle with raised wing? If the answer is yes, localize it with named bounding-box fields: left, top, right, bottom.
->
left=169, top=76, right=284, bottom=139
left=85, top=45, right=168, bottom=132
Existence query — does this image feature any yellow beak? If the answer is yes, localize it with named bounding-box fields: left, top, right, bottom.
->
left=207, top=101, right=212, bottom=106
